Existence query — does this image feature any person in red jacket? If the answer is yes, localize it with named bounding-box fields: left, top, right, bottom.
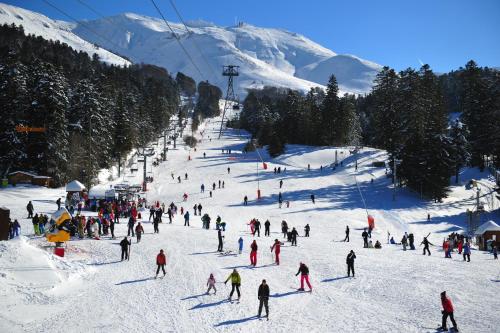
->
left=439, top=291, right=458, bottom=332
left=271, top=239, right=281, bottom=265
left=250, top=240, right=258, bottom=266
left=155, top=249, right=166, bottom=279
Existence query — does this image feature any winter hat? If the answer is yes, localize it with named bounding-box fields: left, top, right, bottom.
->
left=441, top=291, right=446, bottom=297
left=160, top=249, right=164, bottom=253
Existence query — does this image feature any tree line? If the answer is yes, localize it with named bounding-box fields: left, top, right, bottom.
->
left=237, top=61, right=500, bottom=201
left=0, top=23, right=182, bottom=186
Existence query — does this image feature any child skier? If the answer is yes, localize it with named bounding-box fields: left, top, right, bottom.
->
left=206, top=273, right=216, bottom=295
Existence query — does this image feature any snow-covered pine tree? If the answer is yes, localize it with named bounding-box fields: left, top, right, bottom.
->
left=321, top=75, right=340, bottom=145
left=449, top=119, right=470, bottom=184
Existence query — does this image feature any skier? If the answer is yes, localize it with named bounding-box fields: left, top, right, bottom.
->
left=224, top=269, right=241, bottom=301
left=243, top=196, right=248, bottom=206
left=217, top=229, right=224, bottom=252
left=250, top=240, right=258, bottom=266
left=310, top=194, right=315, bottom=204
left=27, top=201, right=34, bottom=218
left=362, top=228, right=369, bottom=248
left=443, top=239, right=451, bottom=258
left=135, top=222, right=144, bottom=243
left=238, top=237, right=243, bottom=254
left=155, top=249, right=166, bottom=278
left=153, top=216, right=159, bottom=233
left=206, top=273, right=216, bottom=295
left=227, top=167, right=230, bottom=174
left=402, top=233, right=408, bottom=251
left=212, top=182, right=216, bottom=190
left=120, top=237, right=131, bottom=261
left=149, top=206, right=155, bottom=221
left=439, top=291, right=459, bottom=332
left=290, top=227, right=298, bottom=246
left=257, top=279, right=270, bottom=319
left=344, top=225, right=350, bottom=242
left=281, top=220, right=288, bottom=238
left=210, top=191, right=213, bottom=198
left=32, top=214, right=40, bottom=235
left=193, top=204, right=198, bottom=216
left=346, top=250, right=356, bottom=277
left=420, top=237, right=434, bottom=255
left=253, top=219, right=261, bottom=237
left=203, top=152, right=206, bottom=158
left=201, top=184, right=205, bottom=193
left=184, top=211, right=190, bottom=226
left=167, top=208, right=173, bottom=223
left=304, top=224, right=310, bottom=237
left=222, top=181, right=225, bottom=188
left=127, top=216, right=135, bottom=237
left=279, top=179, right=283, bottom=189
left=185, top=173, right=188, bottom=180
left=409, top=233, right=415, bottom=250
left=463, top=241, right=471, bottom=262
left=271, top=239, right=281, bottom=265
left=264, top=220, right=271, bottom=237
left=218, top=180, right=221, bottom=188
left=295, top=262, right=312, bottom=291
left=197, top=203, right=202, bottom=216
left=56, top=198, right=61, bottom=210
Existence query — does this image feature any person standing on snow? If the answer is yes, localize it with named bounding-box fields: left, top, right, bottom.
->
left=197, top=203, right=202, bottom=216
left=346, top=250, right=356, bottom=277
left=253, top=219, right=261, bottom=237
left=127, top=216, right=135, bottom=237
left=193, top=204, right=198, bottom=216
left=362, top=228, right=369, bottom=248
left=155, top=249, right=166, bottom=278
left=281, top=221, right=288, bottom=238
left=135, top=222, right=144, bottom=243
left=201, top=184, right=205, bottom=193
left=250, top=240, right=258, bottom=266
left=279, top=179, right=283, bottom=189
left=421, top=236, right=433, bottom=256
left=27, top=201, right=34, bottom=218
left=463, top=241, right=471, bottom=262
left=238, top=237, right=243, bottom=254
left=295, top=262, right=312, bottom=291
left=310, top=194, right=315, bottom=204
left=153, top=216, right=159, bottom=234
left=184, top=211, right=190, bottom=226
left=344, top=225, right=350, bottom=242
left=224, top=269, right=241, bottom=301
left=56, top=198, right=61, bottom=210
left=291, top=227, right=298, bottom=246
left=149, top=206, right=155, bottom=221
left=271, top=239, right=281, bottom=265
left=402, top=233, right=408, bottom=251
left=264, top=220, right=271, bottom=237
left=304, top=224, right=310, bottom=237
left=217, top=229, right=224, bottom=252
left=257, top=279, right=270, bottom=319
left=439, top=291, right=459, bottom=332
left=227, top=167, right=230, bottom=174
left=408, top=233, right=415, bottom=250
left=243, top=196, right=248, bottom=206
left=206, top=273, right=216, bottom=294
left=120, top=237, right=131, bottom=261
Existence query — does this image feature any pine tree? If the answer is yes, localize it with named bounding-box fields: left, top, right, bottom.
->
left=449, top=119, right=470, bottom=184
left=321, top=75, right=339, bottom=145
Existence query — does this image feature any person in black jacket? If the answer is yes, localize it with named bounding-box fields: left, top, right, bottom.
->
left=291, top=227, right=298, bottom=246
left=344, top=225, right=350, bottom=242
left=120, top=237, right=131, bottom=261
left=295, top=262, right=312, bottom=291
left=27, top=201, right=34, bottom=218
left=362, top=229, right=368, bottom=248
left=258, top=279, right=270, bottom=319
left=264, top=220, right=271, bottom=237
left=346, top=250, right=356, bottom=277
left=304, top=224, right=310, bottom=237
left=217, top=229, right=224, bottom=252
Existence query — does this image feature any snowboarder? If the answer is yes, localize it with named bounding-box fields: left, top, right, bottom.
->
left=310, top=194, right=315, bottom=204
left=346, top=250, right=356, bottom=277
left=238, top=237, right=243, bottom=254
left=362, top=228, right=369, bottom=248
left=243, top=196, right=248, bottom=206
left=206, top=273, right=216, bottom=294
left=304, top=224, right=310, bottom=237
left=421, top=236, right=433, bottom=256
left=295, top=262, right=312, bottom=291
left=217, top=229, right=224, bottom=252
left=462, top=241, right=471, bottom=262
left=344, top=225, right=350, bottom=242
left=155, top=249, right=166, bottom=278
left=257, top=279, right=270, bottom=319
left=291, top=227, right=298, bottom=246
left=120, top=237, right=131, bottom=261
left=135, top=222, right=144, bottom=243
left=271, top=239, right=281, bottom=265
left=250, top=240, right=258, bottom=266
left=264, top=220, right=271, bottom=237
left=224, top=269, right=241, bottom=301
left=27, top=201, right=34, bottom=218
left=184, top=211, right=190, bottom=226
left=439, top=291, right=459, bottom=332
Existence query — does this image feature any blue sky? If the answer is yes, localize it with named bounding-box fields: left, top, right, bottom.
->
left=4, top=0, right=500, bottom=72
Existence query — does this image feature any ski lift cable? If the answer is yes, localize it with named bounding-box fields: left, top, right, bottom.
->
left=149, top=0, right=205, bottom=79
left=168, top=0, right=218, bottom=80
left=353, top=174, right=369, bottom=217
left=42, top=0, right=126, bottom=53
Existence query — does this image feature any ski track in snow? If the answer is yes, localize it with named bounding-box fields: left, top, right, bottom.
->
left=0, top=113, right=499, bottom=333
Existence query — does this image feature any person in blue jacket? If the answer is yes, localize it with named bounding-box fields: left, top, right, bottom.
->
left=238, top=237, right=244, bottom=254
left=463, top=241, right=471, bottom=262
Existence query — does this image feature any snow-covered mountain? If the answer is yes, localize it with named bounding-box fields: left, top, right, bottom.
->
left=0, top=3, right=382, bottom=96
left=0, top=3, right=130, bottom=66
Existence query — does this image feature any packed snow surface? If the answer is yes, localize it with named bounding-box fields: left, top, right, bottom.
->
left=0, top=113, right=499, bottom=333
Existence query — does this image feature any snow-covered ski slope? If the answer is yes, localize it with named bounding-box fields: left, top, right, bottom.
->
left=0, top=114, right=499, bottom=333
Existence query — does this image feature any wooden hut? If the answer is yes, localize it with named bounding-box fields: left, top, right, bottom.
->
left=475, top=220, right=500, bottom=251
